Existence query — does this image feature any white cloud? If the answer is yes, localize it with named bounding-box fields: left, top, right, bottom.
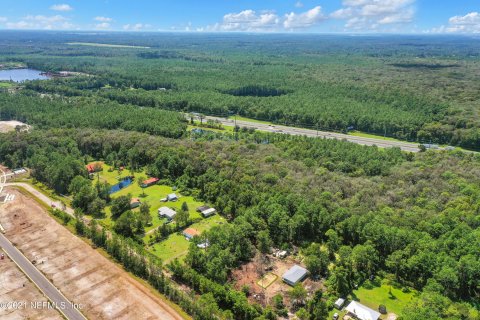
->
left=428, top=12, right=480, bottom=34
left=447, top=12, right=480, bottom=33
left=0, top=17, right=7, bottom=23
left=201, top=6, right=327, bottom=32
left=295, top=1, right=304, bottom=8
left=284, top=6, right=325, bottom=29
left=331, top=0, right=415, bottom=31
left=50, top=4, right=73, bottom=12
left=95, top=16, right=112, bottom=22
left=123, top=23, right=152, bottom=31
left=95, top=22, right=111, bottom=30
left=6, top=15, right=74, bottom=30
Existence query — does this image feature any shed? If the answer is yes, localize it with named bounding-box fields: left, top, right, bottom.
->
left=158, top=207, right=176, bottom=220
left=167, top=193, right=178, bottom=202
left=345, top=301, right=381, bottom=320
left=334, top=298, right=346, bottom=310
left=183, top=228, right=200, bottom=240
left=130, top=198, right=141, bottom=208
left=196, top=205, right=210, bottom=213
left=197, top=241, right=209, bottom=249
left=201, top=208, right=216, bottom=218
left=282, top=265, right=308, bottom=286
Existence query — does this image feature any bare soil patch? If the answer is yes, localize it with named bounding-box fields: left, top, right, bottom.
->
left=0, top=249, right=63, bottom=319
left=0, top=188, right=187, bottom=320
left=232, top=254, right=323, bottom=307
left=0, top=121, right=30, bottom=133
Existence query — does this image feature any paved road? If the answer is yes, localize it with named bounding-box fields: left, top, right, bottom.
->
left=199, top=115, right=426, bottom=152
left=0, top=233, right=86, bottom=320
left=0, top=173, right=85, bottom=320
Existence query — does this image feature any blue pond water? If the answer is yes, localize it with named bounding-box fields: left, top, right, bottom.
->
left=109, top=177, right=133, bottom=194
left=0, top=69, right=51, bottom=82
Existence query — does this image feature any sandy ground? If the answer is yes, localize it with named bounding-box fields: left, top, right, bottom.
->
left=0, top=121, right=30, bottom=133
left=0, top=249, right=63, bottom=320
left=232, top=254, right=323, bottom=307
left=0, top=188, right=186, bottom=320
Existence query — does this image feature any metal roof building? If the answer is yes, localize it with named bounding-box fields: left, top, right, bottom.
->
left=345, top=301, right=381, bottom=320
left=158, top=207, right=177, bottom=220
left=282, top=265, right=308, bottom=286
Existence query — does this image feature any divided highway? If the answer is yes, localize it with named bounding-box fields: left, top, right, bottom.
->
left=199, top=115, right=425, bottom=152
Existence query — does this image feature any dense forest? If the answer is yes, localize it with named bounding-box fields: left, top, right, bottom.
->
left=0, top=31, right=479, bottom=149
left=1, top=31, right=480, bottom=319
left=0, top=127, right=479, bottom=319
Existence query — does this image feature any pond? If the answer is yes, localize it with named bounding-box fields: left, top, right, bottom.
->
left=0, top=69, right=51, bottom=82
left=109, top=177, right=133, bottom=194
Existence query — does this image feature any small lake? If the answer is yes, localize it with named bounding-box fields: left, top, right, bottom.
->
left=0, top=69, right=51, bottom=82
left=109, top=177, right=133, bottom=194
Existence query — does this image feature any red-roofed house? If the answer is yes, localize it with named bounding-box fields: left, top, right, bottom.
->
left=141, top=177, right=159, bottom=188
left=86, top=162, right=103, bottom=174
left=130, top=198, right=141, bottom=208
left=183, top=228, right=200, bottom=240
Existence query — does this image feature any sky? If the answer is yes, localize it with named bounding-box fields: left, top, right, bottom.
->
left=0, top=0, right=479, bottom=34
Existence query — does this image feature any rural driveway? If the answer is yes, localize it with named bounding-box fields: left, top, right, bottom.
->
left=4, top=182, right=74, bottom=216
left=0, top=233, right=86, bottom=320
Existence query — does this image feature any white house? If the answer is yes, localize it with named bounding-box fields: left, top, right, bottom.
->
left=345, top=301, right=381, bottom=320
left=158, top=207, right=176, bottom=220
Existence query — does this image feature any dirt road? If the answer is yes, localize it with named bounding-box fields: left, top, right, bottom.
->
left=1, top=188, right=186, bottom=320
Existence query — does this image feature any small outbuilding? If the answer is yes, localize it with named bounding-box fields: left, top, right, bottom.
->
left=197, top=205, right=210, bottom=212
left=130, top=198, right=141, bottom=208
left=158, top=207, right=176, bottom=220
left=282, top=265, right=308, bottom=286
left=201, top=208, right=216, bottom=218
left=183, top=228, right=200, bottom=240
left=334, top=298, right=346, bottom=310
left=345, top=301, right=381, bottom=320
left=167, top=193, right=178, bottom=202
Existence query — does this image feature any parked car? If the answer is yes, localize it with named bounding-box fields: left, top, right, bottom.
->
left=333, top=313, right=339, bottom=320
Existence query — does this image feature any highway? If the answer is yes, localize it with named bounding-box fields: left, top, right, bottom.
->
left=199, top=115, right=427, bottom=153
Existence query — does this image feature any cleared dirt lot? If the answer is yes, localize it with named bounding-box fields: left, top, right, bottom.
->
left=0, top=121, right=30, bottom=133
left=232, top=254, right=323, bottom=307
left=0, top=188, right=186, bottom=320
left=0, top=249, right=63, bottom=319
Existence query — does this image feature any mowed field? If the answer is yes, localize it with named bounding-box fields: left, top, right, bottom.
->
left=0, top=188, right=188, bottom=320
left=0, top=249, right=63, bottom=319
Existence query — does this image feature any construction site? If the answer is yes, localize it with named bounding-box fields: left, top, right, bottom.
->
left=0, top=188, right=187, bottom=320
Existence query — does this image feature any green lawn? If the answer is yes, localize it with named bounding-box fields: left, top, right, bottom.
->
left=0, top=82, right=13, bottom=88
left=228, top=115, right=274, bottom=125
left=352, top=279, right=417, bottom=317
left=147, top=214, right=226, bottom=263
left=329, top=278, right=417, bottom=319
left=348, top=131, right=407, bottom=143
left=95, top=164, right=205, bottom=233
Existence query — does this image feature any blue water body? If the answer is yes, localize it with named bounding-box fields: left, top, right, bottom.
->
left=109, top=177, right=133, bottom=194
left=0, top=69, right=51, bottom=82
